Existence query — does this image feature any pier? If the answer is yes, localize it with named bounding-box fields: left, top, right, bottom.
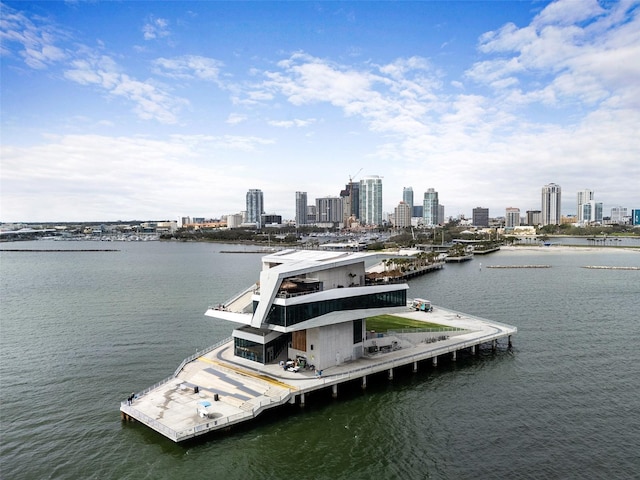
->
left=120, top=306, right=517, bottom=443
left=444, top=255, right=473, bottom=263
left=472, top=247, right=501, bottom=255
left=366, top=261, right=444, bottom=282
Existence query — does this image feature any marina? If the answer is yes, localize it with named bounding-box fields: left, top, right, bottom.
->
left=121, top=249, right=516, bottom=442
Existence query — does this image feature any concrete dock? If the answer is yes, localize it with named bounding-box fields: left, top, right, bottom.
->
left=120, top=306, right=517, bottom=442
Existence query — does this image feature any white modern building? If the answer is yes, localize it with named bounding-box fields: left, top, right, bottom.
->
left=541, top=183, right=562, bottom=226
left=205, top=250, right=409, bottom=370
left=610, top=206, right=627, bottom=224
left=359, top=176, right=383, bottom=226
left=580, top=200, right=603, bottom=225
left=577, top=189, right=594, bottom=224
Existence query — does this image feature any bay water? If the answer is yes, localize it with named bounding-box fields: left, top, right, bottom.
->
left=1, top=241, right=638, bottom=479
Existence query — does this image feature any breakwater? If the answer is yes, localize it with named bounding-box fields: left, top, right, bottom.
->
left=582, top=265, right=640, bottom=270
left=486, top=265, right=551, bottom=268
left=0, top=248, right=119, bottom=252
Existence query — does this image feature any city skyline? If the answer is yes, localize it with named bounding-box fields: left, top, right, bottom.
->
left=2, top=1, right=639, bottom=222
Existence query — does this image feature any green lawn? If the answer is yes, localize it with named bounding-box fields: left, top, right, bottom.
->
left=365, top=314, right=447, bottom=332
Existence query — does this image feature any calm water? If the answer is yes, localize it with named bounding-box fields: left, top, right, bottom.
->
left=1, top=241, right=639, bottom=480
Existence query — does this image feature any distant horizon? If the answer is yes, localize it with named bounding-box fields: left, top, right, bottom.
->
left=2, top=1, right=639, bottom=222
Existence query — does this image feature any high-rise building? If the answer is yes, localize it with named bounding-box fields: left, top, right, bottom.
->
left=576, top=189, right=594, bottom=224
left=526, top=210, right=542, bottom=226
left=610, top=206, right=627, bottom=224
left=580, top=200, right=603, bottom=224
left=423, top=188, right=439, bottom=226
left=307, top=205, right=317, bottom=224
left=394, top=201, right=412, bottom=228
left=246, top=189, right=264, bottom=227
left=505, top=207, right=521, bottom=228
left=541, top=183, right=561, bottom=226
left=402, top=187, right=414, bottom=212
left=340, top=180, right=360, bottom=225
left=472, top=207, right=489, bottom=227
left=295, top=192, right=308, bottom=226
left=316, top=196, right=343, bottom=224
left=359, top=176, right=383, bottom=226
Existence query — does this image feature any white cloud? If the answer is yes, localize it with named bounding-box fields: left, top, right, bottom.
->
left=142, top=16, right=170, bottom=41
left=64, top=54, right=188, bottom=124
left=0, top=4, right=67, bottom=69
left=2, top=0, right=638, bottom=221
left=0, top=133, right=276, bottom=221
left=226, top=113, right=247, bottom=125
left=268, top=118, right=316, bottom=128
left=152, top=55, right=224, bottom=84
left=467, top=0, right=640, bottom=108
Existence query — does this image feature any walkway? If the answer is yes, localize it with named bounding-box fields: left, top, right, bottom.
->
left=120, top=306, right=517, bottom=442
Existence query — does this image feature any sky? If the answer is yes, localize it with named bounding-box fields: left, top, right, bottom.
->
left=1, top=0, right=639, bottom=223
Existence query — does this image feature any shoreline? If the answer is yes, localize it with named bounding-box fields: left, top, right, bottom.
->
left=499, top=245, right=640, bottom=253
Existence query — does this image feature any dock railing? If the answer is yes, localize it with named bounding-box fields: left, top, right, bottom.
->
left=125, top=337, right=234, bottom=402
left=173, top=337, right=232, bottom=376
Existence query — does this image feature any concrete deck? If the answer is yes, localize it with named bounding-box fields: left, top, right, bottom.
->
left=120, top=306, right=517, bottom=442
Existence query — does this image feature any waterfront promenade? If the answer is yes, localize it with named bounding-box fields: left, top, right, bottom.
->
left=120, top=306, right=517, bottom=442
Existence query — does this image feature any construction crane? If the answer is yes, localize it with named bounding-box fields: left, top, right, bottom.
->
left=349, top=168, right=362, bottom=184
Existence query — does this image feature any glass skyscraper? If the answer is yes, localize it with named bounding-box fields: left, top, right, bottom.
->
left=359, top=176, right=383, bottom=226
left=295, top=191, right=308, bottom=225
left=423, top=188, right=439, bottom=226
left=402, top=187, right=414, bottom=213
left=576, top=189, right=594, bottom=224
left=246, top=189, right=264, bottom=227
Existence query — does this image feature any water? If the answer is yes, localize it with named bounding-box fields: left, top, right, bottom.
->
left=1, top=242, right=639, bottom=479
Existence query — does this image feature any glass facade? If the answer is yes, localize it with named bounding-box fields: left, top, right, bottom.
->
left=259, top=290, right=406, bottom=327
left=423, top=188, right=439, bottom=226
left=295, top=191, right=307, bottom=225
left=234, top=334, right=289, bottom=363
left=246, top=189, right=264, bottom=227
left=234, top=337, right=264, bottom=363
left=359, top=176, right=383, bottom=226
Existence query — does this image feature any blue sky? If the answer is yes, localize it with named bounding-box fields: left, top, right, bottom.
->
left=1, top=0, right=639, bottom=223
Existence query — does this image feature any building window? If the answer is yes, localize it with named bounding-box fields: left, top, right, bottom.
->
left=353, top=319, right=363, bottom=344
left=265, top=290, right=406, bottom=327
left=234, top=338, right=263, bottom=363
